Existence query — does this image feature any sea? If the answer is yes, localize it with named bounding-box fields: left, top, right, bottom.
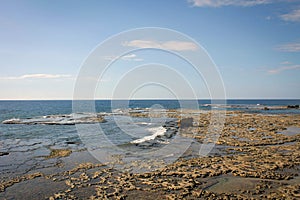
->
left=0, top=99, right=299, bottom=176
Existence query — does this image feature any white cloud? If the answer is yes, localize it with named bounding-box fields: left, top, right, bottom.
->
left=122, top=40, right=198, bottom=51
left=121, top=54, right=143, bottom=61
left=188, top=0, right=273, bottom=7
left=268, top=65, right=300, bottom=74
left=276, top=42, right=300, bottom=52
left=0, top=73, right=72, bottom=80
left=280, top=8, right=300, bottom=22
left=122, top=54, right=137, bottom=59
left=280, top=61, right=292, bottom=65
left=103, top=53, right=143, bottom=61
left=188, top=1, right=300, bottom=23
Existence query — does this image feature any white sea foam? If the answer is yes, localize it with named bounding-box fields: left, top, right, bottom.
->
left=2, top=118, right=21, bottom=124
left=2, top=113, right=105, bottom=125
left=131, top=126, right=166, bottom=144
left=135, top=122, right=151, bottom=125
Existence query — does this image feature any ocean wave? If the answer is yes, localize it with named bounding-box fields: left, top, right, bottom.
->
left=130, top=120, right=179, bottom=147
left=131, top=126, right=166, bottom=144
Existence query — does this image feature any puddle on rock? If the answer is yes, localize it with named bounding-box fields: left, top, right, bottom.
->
left=278, top=127, right=300, bottom=136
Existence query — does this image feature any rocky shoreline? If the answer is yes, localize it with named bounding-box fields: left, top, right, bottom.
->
left=0, top=110, right=299, bottom=199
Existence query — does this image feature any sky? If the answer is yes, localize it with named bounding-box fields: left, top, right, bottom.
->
left=0, top=0, right=300, bottom=99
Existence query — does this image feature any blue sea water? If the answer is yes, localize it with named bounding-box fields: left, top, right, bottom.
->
left=0, top=99, right=299, bottom=177
left=0, top=99, right=299, bottom=139
left=1, top=99, right=299, bottom=119
left=0, top=99, right=299, bottom=140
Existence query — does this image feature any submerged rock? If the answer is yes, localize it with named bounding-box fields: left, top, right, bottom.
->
left=46, top=149, right=72, bottom=159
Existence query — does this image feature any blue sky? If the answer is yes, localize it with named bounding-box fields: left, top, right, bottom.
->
left=0, top=0, right=300, bottom=99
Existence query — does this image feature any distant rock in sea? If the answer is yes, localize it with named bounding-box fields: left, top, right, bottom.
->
left=2, top=113, right=106, bottom=125
left=287, top=105, right=299, bottom=109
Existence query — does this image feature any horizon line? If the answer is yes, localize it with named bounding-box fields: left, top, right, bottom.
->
left=0, top=98, right=300, bottom=101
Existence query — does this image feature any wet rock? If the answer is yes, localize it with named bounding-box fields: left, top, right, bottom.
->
left=0, top=152, right=9, bottom=156
left=2, top=110, right=300, bottom=199
left=134, top=119, right=179, bottom=147
left=179, top=118, right=193, bottom=128
left=164, top=130, right=175, bottom=138
left=65, top=141, right=79, bottom=145
left=46, top=148, right=72, bottom=159
left=0, top=172, right=43, bottom=192
left=264, top=107, right=269, bottom=110
left=136, top=140, right=158, bottom=148
left=287, top=105, right=299, bottom=109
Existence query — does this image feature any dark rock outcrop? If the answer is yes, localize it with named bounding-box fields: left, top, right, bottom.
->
left=0, top=152, right=9, bottom=156
left=287, top=105, right=299, bottom=109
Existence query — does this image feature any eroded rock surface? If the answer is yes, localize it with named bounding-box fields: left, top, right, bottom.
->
left=1, top=111, right=299, bottom=199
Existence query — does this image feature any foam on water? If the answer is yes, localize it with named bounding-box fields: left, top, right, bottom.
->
left=131, top=126, right=166, bottom=144
left=2, top=113, right=105, bottom=125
